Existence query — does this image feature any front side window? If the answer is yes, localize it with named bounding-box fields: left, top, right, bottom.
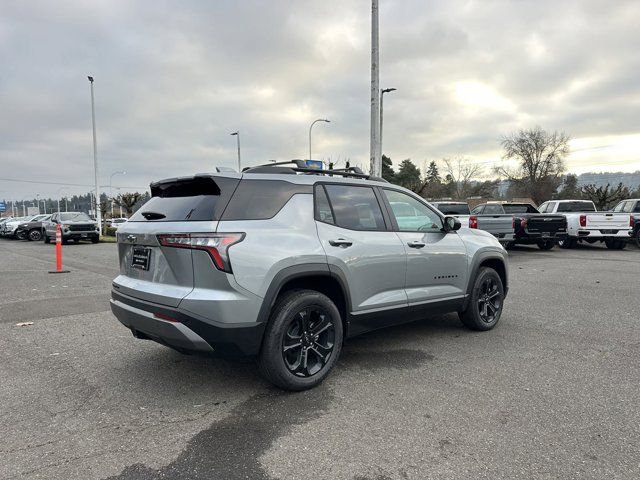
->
left=323, top=185, right=386, bottom=231
left=383, top=189, right=443, bottom=232
left=635, top=202, right=640, bottom=213
left=612, top=201, right=626, bottom=213
left=471, top=205, right=484, bottom=214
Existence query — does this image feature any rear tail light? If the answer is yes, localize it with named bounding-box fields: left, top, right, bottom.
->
left=579, top=215, right=587, bottom=228
left=631, top=216, right=635, bottom=228
left=469, top=216, right=478, bottom=229
left=157, top=233, right=245, bottom=273
left=520, top=218, right=528, bottom=229
left=154, top=312, right=179, bottom=322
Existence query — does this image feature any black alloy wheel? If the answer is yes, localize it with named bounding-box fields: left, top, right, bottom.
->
left=459, top=267, right=504, bottom=331
left=282, top=306, right=336, bottom=378
left=28, top=229, right=42, bottom=241
left=477, top=276, right=502, bottom=325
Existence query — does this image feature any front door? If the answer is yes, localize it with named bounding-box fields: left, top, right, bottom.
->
left=380, top=189, right=468, bottom=306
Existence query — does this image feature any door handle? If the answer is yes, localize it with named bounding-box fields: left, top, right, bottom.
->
left=329, top=238, right=353, bottom=247
left=407, top=241, right=426, bottom=249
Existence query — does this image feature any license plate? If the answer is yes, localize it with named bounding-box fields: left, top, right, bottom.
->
left=81, top=233, right=88, bottom=237
left=600, top=230, right=617, bottom=234
left=131, top=247, right=151, bottom=271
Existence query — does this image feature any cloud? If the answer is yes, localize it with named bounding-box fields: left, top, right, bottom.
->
left=1, top=0, right=639, bottom=199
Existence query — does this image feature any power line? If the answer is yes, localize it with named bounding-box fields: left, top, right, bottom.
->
left=0, top=177, right=148, bottom=190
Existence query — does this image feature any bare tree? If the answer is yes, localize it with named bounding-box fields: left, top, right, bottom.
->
left=496, top=126, right=569, bottom=204
left=113, top=192, right=143, bottom=217
left=581, top=183, right=631, bottom=210
left=442, top=157, right=484, bottom=200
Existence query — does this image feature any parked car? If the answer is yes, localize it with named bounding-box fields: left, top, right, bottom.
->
left=1, top=214, right=49, bottom=238
left=15, top=214, right=51, bottom=241
left=106, top=217, right=128, bottom=227
left=110, top=161, right=509, bottom=391
left=432, top=201, right=515, bottom=246
left=538, top=200, right=633, bottom=249
left=472, top=202, right=567, bottom=250
left=44, top=212, right=99, bottom=244
left=611, top=199, right=640, bottom=247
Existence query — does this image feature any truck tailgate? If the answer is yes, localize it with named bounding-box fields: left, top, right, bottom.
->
left=586, top=213, right=630, bottom=229
left=476, top=215, right=514, bottom=235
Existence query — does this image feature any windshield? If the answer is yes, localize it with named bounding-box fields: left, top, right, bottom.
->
left=434, top=203, right=470, bottom=215
left=503, top=204, right=538, bottom=214
left=59, top=212, right=92, bottom=222
left=556, top=201, right=596, bottom=212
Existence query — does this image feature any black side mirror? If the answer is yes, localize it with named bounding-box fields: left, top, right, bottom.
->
left=443, top=216, right=461, bottom=233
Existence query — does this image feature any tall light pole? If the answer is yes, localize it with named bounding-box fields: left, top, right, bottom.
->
left=369, top=0, right=381, bottom=177
left=109, top=171, right=126, bottom=217
left=230, top=132, right=241, bottom=172
left=309, top=119, right=330, bottom=162
left=88, top=76, right=101, bottom=235
left=380, top=87, right=396, bottom=163
left=36, top=194, right=42, bottom=214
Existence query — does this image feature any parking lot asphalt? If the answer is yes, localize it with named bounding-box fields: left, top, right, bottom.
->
left=0, top=238, right=639, bottom=480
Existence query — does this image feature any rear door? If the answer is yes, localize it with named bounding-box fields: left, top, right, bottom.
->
left=113, top=175, right=239, bottom=307
left=381, top=188, right=468, bottom=305
left=315, top=183, right=408, bottom=314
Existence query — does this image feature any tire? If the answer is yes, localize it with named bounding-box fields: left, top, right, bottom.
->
left=91, top=236, right=99, bottom=244
left=537, top=240, right=555, bottom=250
left=258, top=289, right=343, bottom=391
left=27, top=229, right=42, bottom=242
left=503, top=241, right=515, bottom=250
left=16, top=230, right=27, bottom=240
left=459, top=267, right=505, bottom=331
left=43, top=233, right=51, bottom=244
left=635, top=229, right=640, bottom=248
left=605, top=239, right=626, bottom=250
left=558, top=238, right=576, bottom=249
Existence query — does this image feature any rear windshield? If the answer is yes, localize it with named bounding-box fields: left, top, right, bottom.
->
left=434, top=203, right=470, bottom=215
left=503, top=204, right=538, bottom=214
left=129, top=176, right=239, bottom=222
left=59, top=212, right=92, bottom=221
left=556, top=201, right=596, bottom=212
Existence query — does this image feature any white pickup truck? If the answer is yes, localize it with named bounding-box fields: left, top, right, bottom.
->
left=538, top=199, right=633, bottom=249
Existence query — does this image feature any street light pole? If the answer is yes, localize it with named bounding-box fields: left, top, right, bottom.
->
left=109, top=171, right=126, bottom=218
left=88, top=76, right=102, bottom=235
left=309, top=119, right=330, bottom=162
left=230, top=132, right=241, bottom=172
left=380, top=87, right=396, bottom=164
left=369, top=0, right=381, bottom=177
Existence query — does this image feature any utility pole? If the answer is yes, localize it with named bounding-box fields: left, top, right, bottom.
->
left=309, top=119, right=330, bottom=162
left=230, top=131, right=241, bottom=172
left=88, top=76, right=101, bottom=235
left=369, top=0, right=381, bottom=177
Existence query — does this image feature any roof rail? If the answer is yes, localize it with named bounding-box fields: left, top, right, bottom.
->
left=242, top=159, right=381, bottom=180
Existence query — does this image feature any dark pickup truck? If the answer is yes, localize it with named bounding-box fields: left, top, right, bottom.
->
left=611, top=199, right=640, bottom=246
left=471, top=202, right=567, bottom=250
left=15, top=214, right=51, bottom=241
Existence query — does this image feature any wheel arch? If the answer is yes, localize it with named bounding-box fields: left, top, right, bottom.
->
left=465, top=251, right=508, bottom=300
left=257, top=264, right=352, bottom=336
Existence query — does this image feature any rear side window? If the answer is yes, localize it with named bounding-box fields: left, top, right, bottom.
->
left=556, top=201, right=596, bottom=212
left=314, top=185, right=335, bottom=224
left=323, top=184, right=386, bottom=231
left=130, top=176, right=239, bottom=222
left=221, top=180, right=312, bottom=221
left=502, top=204, right=538, bottom=214
left=483, top=205, right=504, bottom=214
left=471, top=205, right=484, bottom=214
left=635, top=202, right=640, bottom=213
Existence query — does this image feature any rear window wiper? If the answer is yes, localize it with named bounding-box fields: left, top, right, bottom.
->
left=141, top=211, right=166, bottom=220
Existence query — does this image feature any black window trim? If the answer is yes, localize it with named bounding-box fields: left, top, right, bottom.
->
left=377, top=186, right=446, bottom=233
left=314, top=181, right=391, bottom=232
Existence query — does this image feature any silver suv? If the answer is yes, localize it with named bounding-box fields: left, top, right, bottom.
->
left=111, top=161, right=509, bottom=390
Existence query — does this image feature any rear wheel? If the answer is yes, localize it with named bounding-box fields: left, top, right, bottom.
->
left=605, top=238, right=626, bottom=250
left=28, top=229, right=42, bottom=241
left=635, top=229, right=640, bottom=248
left=258, top=289, right=343, bottom=391
left=537, top=240, right=555, bottom=250
left=558, top=238, right=576, bottom=249
left=503, top=241, right=515, bottom=250
left=43, top=233, right=51, bottom=244
left=459, top=267, right=504, bottom=331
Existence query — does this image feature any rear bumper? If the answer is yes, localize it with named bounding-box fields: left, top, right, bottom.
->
left=572, top=230, right=632, bottom=239
left=515, top=231, right=567, bottom=243
left=110, top=290, right=265, bottom=357
left=493, top=232, right=515, bottom=243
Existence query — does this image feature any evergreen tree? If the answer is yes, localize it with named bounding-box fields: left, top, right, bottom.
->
left=381, top=155, right=395, bottom=182
left=395, top=159, right=422, bottom=192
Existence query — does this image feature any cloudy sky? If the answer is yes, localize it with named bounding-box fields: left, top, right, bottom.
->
left=1, top=0, right=639, bottom=198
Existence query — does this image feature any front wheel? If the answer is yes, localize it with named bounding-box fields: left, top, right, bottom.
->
left=43, top=233, right=51, bottom=244
left=28, top=229, right=42, bottom=241
left=537, top=240, right=555, bottom=250
left=91, top=236, right=99, bottom=244
left=459, top=267, right=505, bottom=331
left=258, top=289, right=343, bottom=391
left=634, top=229, right=640, bottom=248
left=16, top=230, right=27, bottom=240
